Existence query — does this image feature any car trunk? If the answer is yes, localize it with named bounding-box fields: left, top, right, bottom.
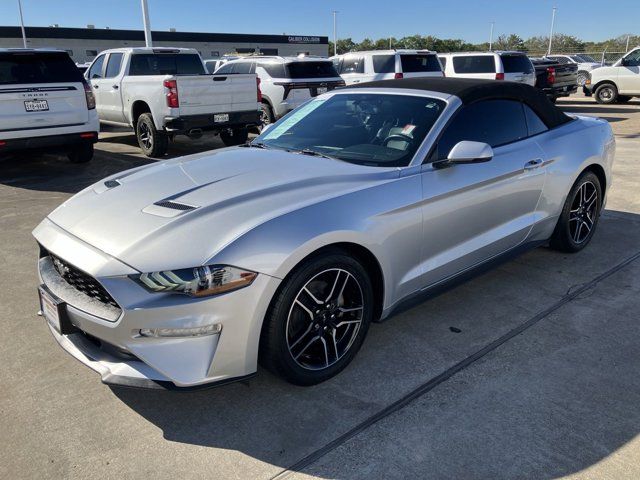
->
left=0, top=51, right=89, bottom=132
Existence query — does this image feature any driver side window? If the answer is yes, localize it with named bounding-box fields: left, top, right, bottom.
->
left=430, top=100, right=528, bottom=161
left=88, top=55, right=105, bottom=79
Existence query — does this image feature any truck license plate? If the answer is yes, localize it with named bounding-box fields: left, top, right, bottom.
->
left=25, top=100, right=49, bottom=112
left=214, top=113, right=229, bottom=123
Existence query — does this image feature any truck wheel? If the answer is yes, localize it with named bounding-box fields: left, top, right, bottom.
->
left=260, top=102, right=274, bottom=128
left=576, top=71, right=588, bottom=86
left=594, top=83, right=618, bottom=104
left=136, top=113, right=168, bottom=157
left=220, top=127, right=249, bottom=146
left=67, top=144, right=94, bottom=164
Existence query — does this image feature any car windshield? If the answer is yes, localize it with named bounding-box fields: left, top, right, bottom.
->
left=254, top=93, right=446, bottom=167
left=575, top=54, right=597, bottom=63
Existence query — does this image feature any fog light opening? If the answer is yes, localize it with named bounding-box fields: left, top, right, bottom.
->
left=138, top=323, right=222, bottom=338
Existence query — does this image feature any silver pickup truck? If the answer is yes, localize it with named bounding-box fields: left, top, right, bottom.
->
left=85, top=47, right=261, bottom=157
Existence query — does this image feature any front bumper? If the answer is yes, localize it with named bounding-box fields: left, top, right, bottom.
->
left=34, top=218, right=281, bottom=389
left=542, top=84, right=578, bottom=98
left=163, top=110, right=261, bottom=134
left=0, top=131, right=98, bottom=154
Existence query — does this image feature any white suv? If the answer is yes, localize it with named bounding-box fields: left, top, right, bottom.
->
left=0, top=49, right=98, bottom=163
left=215, top=56, right=344, bottom=126
left=438, top=51, right=536, bottom=86
left=585, top=47, right=640, bottom=104
left=331, top=50, right=443, bottom=85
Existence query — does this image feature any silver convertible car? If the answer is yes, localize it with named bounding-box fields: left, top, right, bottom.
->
left=34, top=78, right=615, bottom=389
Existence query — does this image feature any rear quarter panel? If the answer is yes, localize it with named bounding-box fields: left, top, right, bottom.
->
left=529, top=116, right=615, bottom=241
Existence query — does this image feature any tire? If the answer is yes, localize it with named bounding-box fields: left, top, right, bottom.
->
left=617, top=95, right=631, bottom=103
left=550, top=171, right=602, bottom=253
left=259, top=102, right=274, bottom=129
left=67, top=143, right=94, bottom=163
left=576, top=71, right=589, bottom=86
left=136, top=113, right=168, bottom=157
left=259, top=251, right=374, bottom=386
left=594, top=83, right=618, bottom=104
left=220, top=127, right=249, bottom=146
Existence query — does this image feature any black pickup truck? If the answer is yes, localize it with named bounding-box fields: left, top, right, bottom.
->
left=529, top=58, right=578, bottom=102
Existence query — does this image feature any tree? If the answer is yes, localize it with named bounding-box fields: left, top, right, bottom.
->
left=492, top=34, right=525, bottom=51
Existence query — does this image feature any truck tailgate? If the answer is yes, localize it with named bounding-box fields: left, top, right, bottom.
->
left=175, top=74, right=258, bottom=116
left=552, top=64, right=578, bottom=88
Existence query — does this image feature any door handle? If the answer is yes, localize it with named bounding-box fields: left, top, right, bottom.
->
left=112, top=85, right=119, bottom=89
left=524, top=158, right=544, bottom=170
left=93, top=84, right=99, bottom=89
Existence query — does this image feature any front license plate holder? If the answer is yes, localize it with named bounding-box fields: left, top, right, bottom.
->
left=38, top=285, right=76, bottom=334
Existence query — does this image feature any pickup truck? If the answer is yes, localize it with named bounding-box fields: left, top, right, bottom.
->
left=85, top=47, right=261, bottom=157
left=529, top=58, right=578, bottom=103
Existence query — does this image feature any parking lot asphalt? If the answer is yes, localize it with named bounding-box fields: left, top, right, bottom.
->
left=1, top=93, right=639, bottom=479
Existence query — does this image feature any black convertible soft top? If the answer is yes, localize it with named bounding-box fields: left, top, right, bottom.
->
left=344, top=77, right=572, bottom=129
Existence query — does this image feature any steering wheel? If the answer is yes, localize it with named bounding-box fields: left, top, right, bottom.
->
left=383, top=133, right=414, bottom=147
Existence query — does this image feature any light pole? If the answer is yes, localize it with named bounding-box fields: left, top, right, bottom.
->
left=332, top=11, right=338, bottom=56
left=489, top=22, right=495, bottom=51
left=141, top=0, right=153, bottom=47
left=17, top=0, right=27, bottom=48
left=547, top=7, right=557, bottom=56
left=626, top=35, right=630, bottom=53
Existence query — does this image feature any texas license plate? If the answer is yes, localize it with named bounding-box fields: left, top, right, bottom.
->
left=25, top=100, right=49, bottom=112
left=214, top=113, right=229, bottom=123
left=39, top=286, right=61, bottom=332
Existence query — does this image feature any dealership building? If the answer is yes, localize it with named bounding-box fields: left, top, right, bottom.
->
left=0, top=26, right=329, bottom=63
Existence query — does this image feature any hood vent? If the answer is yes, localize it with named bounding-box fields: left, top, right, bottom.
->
left=153, top=200, right=197, bottom=212
left=104, top=179, right=121, bottom=189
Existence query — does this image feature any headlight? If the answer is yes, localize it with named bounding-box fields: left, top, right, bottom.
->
left=132, top=265, right=257, bottom=297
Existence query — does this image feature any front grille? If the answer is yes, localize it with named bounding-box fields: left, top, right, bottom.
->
left=48, top=253, right=119, bottom=309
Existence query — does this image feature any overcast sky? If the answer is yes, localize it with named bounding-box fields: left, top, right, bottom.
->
left=1, top=0, right=638, bottom=43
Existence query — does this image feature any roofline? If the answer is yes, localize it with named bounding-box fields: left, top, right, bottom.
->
left=335, top=49, right=437, bottom=55
left=0, top=26, right=328, bottom=45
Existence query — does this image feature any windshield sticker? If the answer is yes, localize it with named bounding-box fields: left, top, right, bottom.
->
left=263, top=98, right=327, bottom=140
left=402, top=124, right=416, bottom=136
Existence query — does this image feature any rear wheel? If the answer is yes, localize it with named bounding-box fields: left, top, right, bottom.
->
left=594, top=83, right=618, bottom=104
left=220, top=127, right=249, bottom=146
left=67, top=143, right=94, bottom=163
left=259, top=252, right=374, bottom=385
left=550, top=171, right=602, bottom=253
left=260, top=102, right=274, bottom=129
left=136, top=113, right=168, bottom=157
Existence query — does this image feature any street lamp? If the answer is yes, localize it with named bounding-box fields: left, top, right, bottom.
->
left=141, top=0, right=153, bottom=47
left=17, top=0, right=27, bottom=48
left=547, top=7, right=557, bottom=56
left=332, top=11, right=338, bottom=56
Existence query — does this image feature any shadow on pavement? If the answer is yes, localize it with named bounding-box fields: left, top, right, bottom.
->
left=110, top=211, right=640, bottom=479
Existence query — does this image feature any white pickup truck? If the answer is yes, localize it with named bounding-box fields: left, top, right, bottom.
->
left=85, top=47, right=261, bottom=157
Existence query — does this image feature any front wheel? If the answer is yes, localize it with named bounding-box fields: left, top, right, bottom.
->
left=220, top=127, right=249, bottom=146
left=594, top=83, right=618, bottom=104
left=550, top=171, right=602, bottom=253
left=259, top=252, right=374, bottom=385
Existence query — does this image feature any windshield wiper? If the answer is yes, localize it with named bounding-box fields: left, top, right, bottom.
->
left=243, top=142, right=269, bottom=149
left=291, top=148, right=335, bottom=160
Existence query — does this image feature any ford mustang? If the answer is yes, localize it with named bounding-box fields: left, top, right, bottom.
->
left=34, top=78, right=615, bottom=389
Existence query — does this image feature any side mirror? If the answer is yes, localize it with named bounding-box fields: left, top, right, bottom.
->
left=436, top=141, right=493, bottom=168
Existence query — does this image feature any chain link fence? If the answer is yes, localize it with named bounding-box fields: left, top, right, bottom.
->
left=524, top=50, right=627, bottom=65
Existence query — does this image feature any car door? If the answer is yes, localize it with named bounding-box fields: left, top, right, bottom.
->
left=418, top=100, right=547, bottom=287
left=98, top=52, right=126, bottom=123
left=617, top=49, right=640, bottom=95
left=87, top=54, right=108, bottom=119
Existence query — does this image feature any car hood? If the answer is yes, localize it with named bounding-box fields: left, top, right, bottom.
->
left=47, top=147, right=399, bottom=273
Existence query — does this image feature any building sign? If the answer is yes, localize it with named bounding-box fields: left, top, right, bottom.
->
left=288, top=36, right=321, bottom=44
